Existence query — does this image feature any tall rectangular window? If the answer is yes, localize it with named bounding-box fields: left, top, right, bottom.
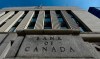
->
left=56, top=10, right=68, bottom=29
left=28, top=11, right=39, bottom=29
left=44, top=11, right=52, bottom=29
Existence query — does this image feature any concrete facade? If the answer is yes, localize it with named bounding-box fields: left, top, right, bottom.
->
left=0, top=6, right=99, bottom=59
left=72, top=10, right=100, bottom=32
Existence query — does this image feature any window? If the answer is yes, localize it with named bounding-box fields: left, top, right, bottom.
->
left=44, top=11, right=52, bottom=29
left=9, top=22, right=20, bottom=32
left=17, top=14, right=26, bottom=22
left=56, top=10, right=68, bottom=29
left=9, top=27, right=16, bottom=32
left=28, top=11, right=39, bottom=29
left=28, top=22, right=35, bottom=29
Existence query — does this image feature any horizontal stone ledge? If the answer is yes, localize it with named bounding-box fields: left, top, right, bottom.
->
left=0, top=32, right=17, bottom=34
left=0, top=32, right=100, bottom=42
left=80, top=33, right=100, bottom=42
left=81, top=32, right=100, bottom=34
left=4, top=57, right=94, bottom=59
left=16, top=29, right=80, bottom=36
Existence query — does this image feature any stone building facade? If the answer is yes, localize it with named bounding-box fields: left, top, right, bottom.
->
left=0, top=6, right=100, bottom=59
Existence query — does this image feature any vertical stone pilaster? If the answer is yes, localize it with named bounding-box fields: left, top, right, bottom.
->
left=50, top=11, right=61, bottom=29
left=34, top=11, right=45, bottom=29
left=16, top=11, right=35, bottom=31
left=0, top=11, right=24, bottom=32
left=61, top=10, right=79, bottom=30
left=0, top=12, right=5, bottom=17
left=0, top=11, right=15, bottom=25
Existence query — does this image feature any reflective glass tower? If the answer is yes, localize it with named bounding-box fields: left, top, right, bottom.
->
left=88, top=7, right=100, bottom=18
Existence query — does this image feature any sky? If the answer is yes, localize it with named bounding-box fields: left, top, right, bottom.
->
left=0, top=0, right=100, bottom=10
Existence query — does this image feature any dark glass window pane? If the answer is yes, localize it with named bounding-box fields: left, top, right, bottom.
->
left=57, top=14, right=62, bottom=18
left=44, top=22, right=52, bottom=29
left=45, top=18, right=51, bottom=22
left=44, top=27, right=52, bottom=29
left=9, top=27, right=16, bottom=32
left=28, top=22, right=35, bottom=29
left=56, top=10, right=68, bottom=29
left=28, top=11, right=39, bottom=29
left=44, top=11, right=52, bottom=29
left=58, top=18, right=63, bottom=22
left=31, top=18, right=37, bottom=22
left=45, top=14, right=50, bottom=18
